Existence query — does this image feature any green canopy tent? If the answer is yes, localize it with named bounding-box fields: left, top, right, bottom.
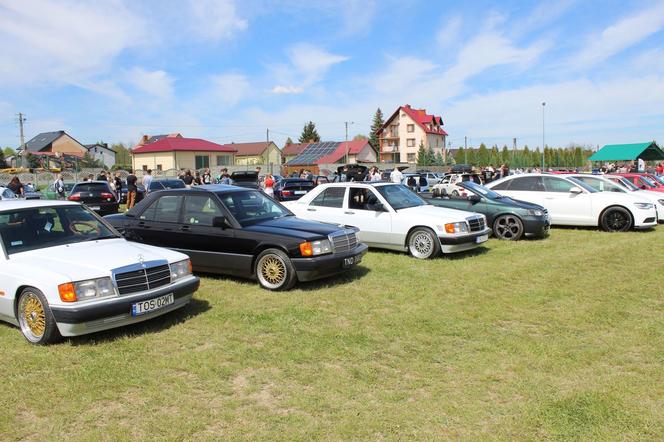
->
left=589, top=142, right=664, bottom=162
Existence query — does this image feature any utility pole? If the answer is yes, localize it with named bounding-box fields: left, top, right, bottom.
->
left=266, top=128, right=269, bottom=144
left=512, top=137, right=517, bottom=165
left=464, top=136, right=468, bottom=164
left=344, top=121, right=354, bottom=164
left=17, top=112, right=26, bottom=168
left=542, top=102, right=546, bottom=170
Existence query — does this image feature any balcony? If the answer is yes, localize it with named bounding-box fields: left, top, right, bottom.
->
left=381, top=143, right=400, bottom=153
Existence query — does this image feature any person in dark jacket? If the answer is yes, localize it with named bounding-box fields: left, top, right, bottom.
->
left=126, top=171, right=138, bottom=209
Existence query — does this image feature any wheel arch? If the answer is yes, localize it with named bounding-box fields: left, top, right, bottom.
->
left=251, top=244, right=292, bottom=275
left=598, top=204, right=634, bottom=227
left=13, top=285, right=37, bottom=319
left=404, top=225, right=439, bottom=247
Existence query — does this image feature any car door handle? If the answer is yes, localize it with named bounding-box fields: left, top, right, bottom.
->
left=180, top=225, right=190, bottom=232
left=137, top=221, right=150, bottom=229
left=344, top=211, right=355, bottom=215
left=307, top=208, right=317, bottom=211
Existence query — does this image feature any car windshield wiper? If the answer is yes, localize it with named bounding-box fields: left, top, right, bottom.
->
left=91, top=234, right=119, bottom=240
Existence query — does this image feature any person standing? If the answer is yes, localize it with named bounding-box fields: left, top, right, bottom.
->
left=54, top=174, right=66, bottom=200
left=114, top=172, right=123, bottom=201
left=203, top=168, right=212, bottom=185
left=126, top=170, right=138, bottom=209
left=194, top=171, right=202, bottom=186
left=142, top=169, right=153, bottom=195
left=638, top=157, right=646, bottom=173
left=7, top=176, right=24, bottom=196
left=264, top=173, right=275, bottom=197
left=390, top=167, right=403, bottom=184
left=182, top=170, right=194, bottom=188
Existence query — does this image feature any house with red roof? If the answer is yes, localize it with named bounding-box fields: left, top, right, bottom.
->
left=281, top=141, right=309, bottom=164
left=283, top=139, right=377, bottom=175
left=131, top=135, right=236, bottom=171
left=221, top=141, right=281, bottom=166
left=378, top=104, right=448, bottom=163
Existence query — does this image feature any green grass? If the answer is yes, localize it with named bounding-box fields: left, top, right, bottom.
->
left=1, top=228, right=663, bottom=440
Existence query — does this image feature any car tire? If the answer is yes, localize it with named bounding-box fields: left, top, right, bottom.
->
left=451, top=190, right=459, bottom=197
left=407, top=227, right=441, bottom=259
left=16, top=287, right=60, bottom=345
left=493, top=214, right=524, bottom=240
left=255, top=248, right=297, bottom=291
left=432, top=188, right=440, bottom=197
left=600, top=206, right=633, bottom=232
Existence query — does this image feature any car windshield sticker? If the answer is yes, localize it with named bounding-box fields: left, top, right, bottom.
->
left=44, top=221, right=53, bottom=232
left=10, top=241, right=22, bottom=246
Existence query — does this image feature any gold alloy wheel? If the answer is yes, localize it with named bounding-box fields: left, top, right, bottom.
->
left=19, top=293, right=46, bottom=340
left=260, top=256, right=286, bottom=286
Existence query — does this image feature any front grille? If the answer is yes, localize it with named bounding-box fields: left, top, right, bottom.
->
left=467, top=216, right=486, bottom=232
left=115, top=264, right=171, bottom=295
left=330, top=230, right=358, bottom=253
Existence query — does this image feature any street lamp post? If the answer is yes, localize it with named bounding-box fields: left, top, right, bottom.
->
left=541, top=102, right=546, bottom=171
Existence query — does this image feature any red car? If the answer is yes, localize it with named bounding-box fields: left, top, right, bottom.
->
left=614, top=173, right=664, bottom=193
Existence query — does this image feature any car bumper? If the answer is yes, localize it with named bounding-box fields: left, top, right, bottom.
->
left=85, top=201, right=120, bottom=215
left=291, top=243, right=368, bottom=282
left=634, top=209, right=658, bottom=229
left=51, top=276, right=200, bottom=337
left=522, top=215, right=551, bottom=238
left=439, top=228, right=491, bottom=253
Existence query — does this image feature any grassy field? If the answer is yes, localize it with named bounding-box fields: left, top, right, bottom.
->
left=1, top=227, right=663, bottom=440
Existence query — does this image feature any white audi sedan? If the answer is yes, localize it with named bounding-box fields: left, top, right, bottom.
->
left=0, top=200, right=199, bottom=344
left=283, top=182, right=491, bottom=259
left=486, top=173, right=657, bottom=231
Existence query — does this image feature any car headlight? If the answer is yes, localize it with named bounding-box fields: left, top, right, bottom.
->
left=170, top=259, right=192, bottom=282
left=634, top=202, right=654, bottom=210
left=58, top=277, right=116, bottom=302
left=658, top=199, right=664, bottom=206
left=444, top=222, right=469, bottom=234
left=528, top=209, right=544, bottom=216
left=300, top=239, right=332, bottom=256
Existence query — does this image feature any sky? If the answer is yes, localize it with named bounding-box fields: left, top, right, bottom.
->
left=1, top=0, right=664, bottom=151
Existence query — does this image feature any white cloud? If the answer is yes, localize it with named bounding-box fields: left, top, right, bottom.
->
left=187, top=0, right=247, bottom=41
left=210, top=73, right=251, bottom=107
left=126, top=68, right=175, bottom=99
left=568, top=2, right=664, bottom=67
left=0, top=0, right=146, bottom=84
left=272, top=86, right=304, bottom=94
left=436, top=15, right=462, bottom=49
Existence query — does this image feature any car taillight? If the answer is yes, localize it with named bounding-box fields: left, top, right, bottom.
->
left=282, top=190, right=292, bottom=196
left=101, top=192, right=114, bottom=199
left=68, top=194, right=81, bottom=201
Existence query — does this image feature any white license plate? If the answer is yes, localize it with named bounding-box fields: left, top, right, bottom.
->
left=294, top=190, right=307, bottom=195
left=90, top=206, right=100, bottom=210
left=131, top=293, right=174, bottom=316
left=476, top=234, right=489, bottom=243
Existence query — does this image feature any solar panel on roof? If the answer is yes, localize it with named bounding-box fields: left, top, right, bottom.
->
left=286, top=141, right=339, bottom=165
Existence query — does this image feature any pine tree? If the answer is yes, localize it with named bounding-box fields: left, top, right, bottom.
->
left=455, top=147, right=466, bottom=165
left=434, top=151, right=445, bottom=167
left=299, top=121, right=320, bottom=143
left=416, top=142, right=429, bottom=166
left=501, top=145, right=510, bottom=165
left=490, top=145, right=500, bottom=166
left=369, top=108, right=384, bottom=149
left=477, top=143, right=489, bottom=166
left=285, top=137, right=293, bottom=145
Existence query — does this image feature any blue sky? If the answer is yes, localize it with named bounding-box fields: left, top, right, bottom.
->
left=1, top=0, right=664, bottom=150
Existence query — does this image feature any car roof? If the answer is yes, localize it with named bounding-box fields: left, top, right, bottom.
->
left=316, top=181, right=396, bottom=188
left=0, top=200, right=78, bottom=211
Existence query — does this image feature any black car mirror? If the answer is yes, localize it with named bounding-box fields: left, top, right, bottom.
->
left=213, top=216, right=231, bottom=229
left=372, top=202, right=385, bottom=212
left=469, top=194, right=481, bottom=203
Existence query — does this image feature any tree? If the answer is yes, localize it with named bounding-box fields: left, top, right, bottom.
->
left=353, top=134, right=368, bottom=141
left=113, top=143, right=132, bottom=170
left=477, top=143, right=489, bottom=166
left=284, top=137, right=293, bottom=145
left=501, top=145, right=510, bottom=165
left=369, top=108, right=384, bottom=149
left=416, top=142, right=429, bottom=166
left=434, top=151, right=445, bottom=167
left=454, top=147, right=466, bottom=165
left=299, top=121, right=320, bottom=143
left=3, top=147, right=15, bottom=159
left=490, top=145, right=501, bottom=166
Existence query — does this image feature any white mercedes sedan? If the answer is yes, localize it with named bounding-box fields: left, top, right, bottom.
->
left=0, top=200, right=199, bottom=344
left=486, top=173, right=657, bottom=231
left=283, top=182, right=491, bottom=259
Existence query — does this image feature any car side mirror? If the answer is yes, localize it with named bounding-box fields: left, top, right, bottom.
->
left=372, top=202, right=385, bottom=212
left=469, top=194, right=481, bottom=203
left=570, top=186, right=583, bottom=194
left=213, top=216, right=231, bottom=229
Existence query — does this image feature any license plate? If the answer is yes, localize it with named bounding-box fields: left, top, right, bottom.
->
left=131, top=293, right=174, bottom=316
left=343, top=254, right=362, bottom=268
left=294, top=190, right=307, bottom=195
left=90, top=206, right=100, bottom=210
left=476, top=234, right=489, bottom=243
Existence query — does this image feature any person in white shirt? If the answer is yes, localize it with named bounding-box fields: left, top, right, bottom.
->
left=142, top=169, right=153, bottom=194
left=390, top=167, right=403, bottom=183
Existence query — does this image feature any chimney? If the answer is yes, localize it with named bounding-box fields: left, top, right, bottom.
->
left=141, top=134, right=149, bottom=145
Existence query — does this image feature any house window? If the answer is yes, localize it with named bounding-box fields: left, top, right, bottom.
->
left=216, top=155, right=231, bottom=166
left=407, top=138, right=415, bottom=147
left=142, top=165, right=148, bottom=171
left=407, top=153, right=416, bottom=162
left=195, top=155, right=210, bottom=169
left=156, top=164, right=162, bottom=171
left=407, top=124, right=414, bottom=133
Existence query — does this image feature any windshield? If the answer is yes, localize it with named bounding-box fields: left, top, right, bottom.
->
left=566, top=177, right=598, bottom=193
left=612, top=177, right=640, bottom=191
left=0, top=205, right=119, bottom=255
left=72, top=183, right=110, bottom=192
left=459, top=181, right=502, bottom=199
left=641, top=176, right=658, bottom=187
left=376, top=184, right=427, bottom=210
left=217, top=190, right=292, bottom=226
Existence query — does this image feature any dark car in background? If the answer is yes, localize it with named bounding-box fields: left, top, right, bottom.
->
left=423, top=181, right=550, bottom=240
left=230, top=171, right=260, bottom=189
left=43, top=182, right=75, bottom=200
left=273, top=179, right=315, bottom=201
left=68, top=181, right=120, bottom=215
left=119, top=182, right=146, bottom=204
left=148, top=179, right=186, bottom=192
left=104, top=185, right=368, bottom=291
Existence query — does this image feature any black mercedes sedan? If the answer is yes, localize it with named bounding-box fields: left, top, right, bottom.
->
left=104, top=185, right=368, bottom=290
